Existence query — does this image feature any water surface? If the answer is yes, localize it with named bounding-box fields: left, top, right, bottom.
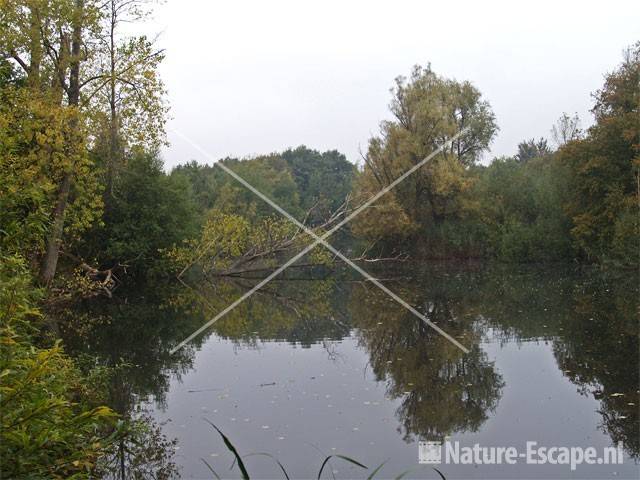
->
left=63, top=264, right=639, bottom=479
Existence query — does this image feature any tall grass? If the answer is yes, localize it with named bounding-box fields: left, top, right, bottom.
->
left=202, top=419, right=447, bottom=479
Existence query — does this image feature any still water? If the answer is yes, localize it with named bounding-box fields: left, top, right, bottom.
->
left=63, top=264, right=639, bottom=479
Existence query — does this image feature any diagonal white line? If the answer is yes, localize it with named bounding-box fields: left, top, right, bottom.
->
left=214, top=160, right=470, bottom=352
left=170, top=128, right=470, bottom=354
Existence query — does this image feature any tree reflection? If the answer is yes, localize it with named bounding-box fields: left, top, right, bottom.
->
left=552, top=271, right=639, bottom=459
left=350, top=278, right=504, bottom=442
left=59, top=264, right=639, bottom=471
left=446, top=265, right=639, bottom=459
left=190, top=274, right=352, bottom=347
left=58, top=282, right=210, bottom=479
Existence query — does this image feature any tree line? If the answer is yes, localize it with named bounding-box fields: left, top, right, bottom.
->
left=351, top=57, right=638, bottom=266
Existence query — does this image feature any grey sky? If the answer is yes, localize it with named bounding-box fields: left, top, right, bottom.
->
left=149, top=0, right=640, bottom=169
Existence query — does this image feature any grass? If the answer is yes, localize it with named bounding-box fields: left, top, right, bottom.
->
left=202, top=419, right=447, bottom=479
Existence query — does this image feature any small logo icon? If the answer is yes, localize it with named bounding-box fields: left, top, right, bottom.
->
left=419, top=441, right=442, bottom=464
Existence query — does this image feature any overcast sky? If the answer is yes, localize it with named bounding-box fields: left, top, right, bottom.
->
left=148, top=0, right=639, bottom=169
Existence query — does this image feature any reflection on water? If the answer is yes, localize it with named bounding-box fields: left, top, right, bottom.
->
left=62, top=265, right=639, bottom=479
left=351, top=280, right=503, bottom=443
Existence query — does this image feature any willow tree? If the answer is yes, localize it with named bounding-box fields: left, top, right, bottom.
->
left=352, top=65, right=497, bottom=244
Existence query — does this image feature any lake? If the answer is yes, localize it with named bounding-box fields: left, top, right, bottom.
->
left=62, top=264, right=639, bottom=479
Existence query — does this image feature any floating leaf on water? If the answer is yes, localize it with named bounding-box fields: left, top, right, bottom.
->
left=610, top=393, right=625, bottom=397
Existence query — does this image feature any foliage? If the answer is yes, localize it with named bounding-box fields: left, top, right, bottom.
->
left=76, top=150, right=198, bottom=273
left=171, top=156, right=303, bottom=222
left=0, top=0, right=169, bottom=284
left=280, top=146, right=356, bottom=223
left=515, top=137, right=552, bottom=162
left=0, top=84, right=102, bottom=260
left=0, top=255, right=120, bottom=479
left=352, top=64, right=498, bottom=249
left=171, top=145, right=355, bottom=226
left=98, top=413, right=179, bottom=480
left=350, top=54, right=637, bottom=266
left=558, top=42, right=640, bottom=266
left=164, top=209, right=335, bottom=278
left=473, top=155, right=573, bottom=261
left=551, top=112, right=583, bottom=147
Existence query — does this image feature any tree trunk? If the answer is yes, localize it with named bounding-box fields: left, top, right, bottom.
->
left=39, top=174, right=72, bottom=284
left=106, top=0, right=119, bottom=199
left=39, top=0, right=84, bottom=285
left=27, top=5, right=42, bottom=88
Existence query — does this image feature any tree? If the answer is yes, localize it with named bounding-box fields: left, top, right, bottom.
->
left=170, top=146, right=356, bottom=226
left=0, top=0, right=167, bottom=285
left=551, top=112, right=582, bottom=147
left=558, top=43, right=639, bottom=265
left=352, top=65, right=497, bottom=245
left=280, top=146, right=356, bottom=223
left=1, top=0, right=101, bottom=283
left=77, top=151, right=197, bottom=273
left=474, top=155, right=573, bottom=261
left=0, top=59, right=102, bottom=267
left=515, top=137, right=552, bottom=162
left=86, top=0, right=167, bottom=200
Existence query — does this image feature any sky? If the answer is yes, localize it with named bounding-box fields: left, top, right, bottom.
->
left=146, top=0, right=640, bottom=169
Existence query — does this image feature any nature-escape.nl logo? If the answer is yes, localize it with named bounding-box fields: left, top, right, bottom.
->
left=418, top=440, right=625, bottom=471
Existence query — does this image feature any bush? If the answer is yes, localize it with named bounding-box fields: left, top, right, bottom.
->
left=0, top=255, right=120, bottom=479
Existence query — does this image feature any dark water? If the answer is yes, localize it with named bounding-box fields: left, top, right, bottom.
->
left=62, top=264, right=639, bottom=479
